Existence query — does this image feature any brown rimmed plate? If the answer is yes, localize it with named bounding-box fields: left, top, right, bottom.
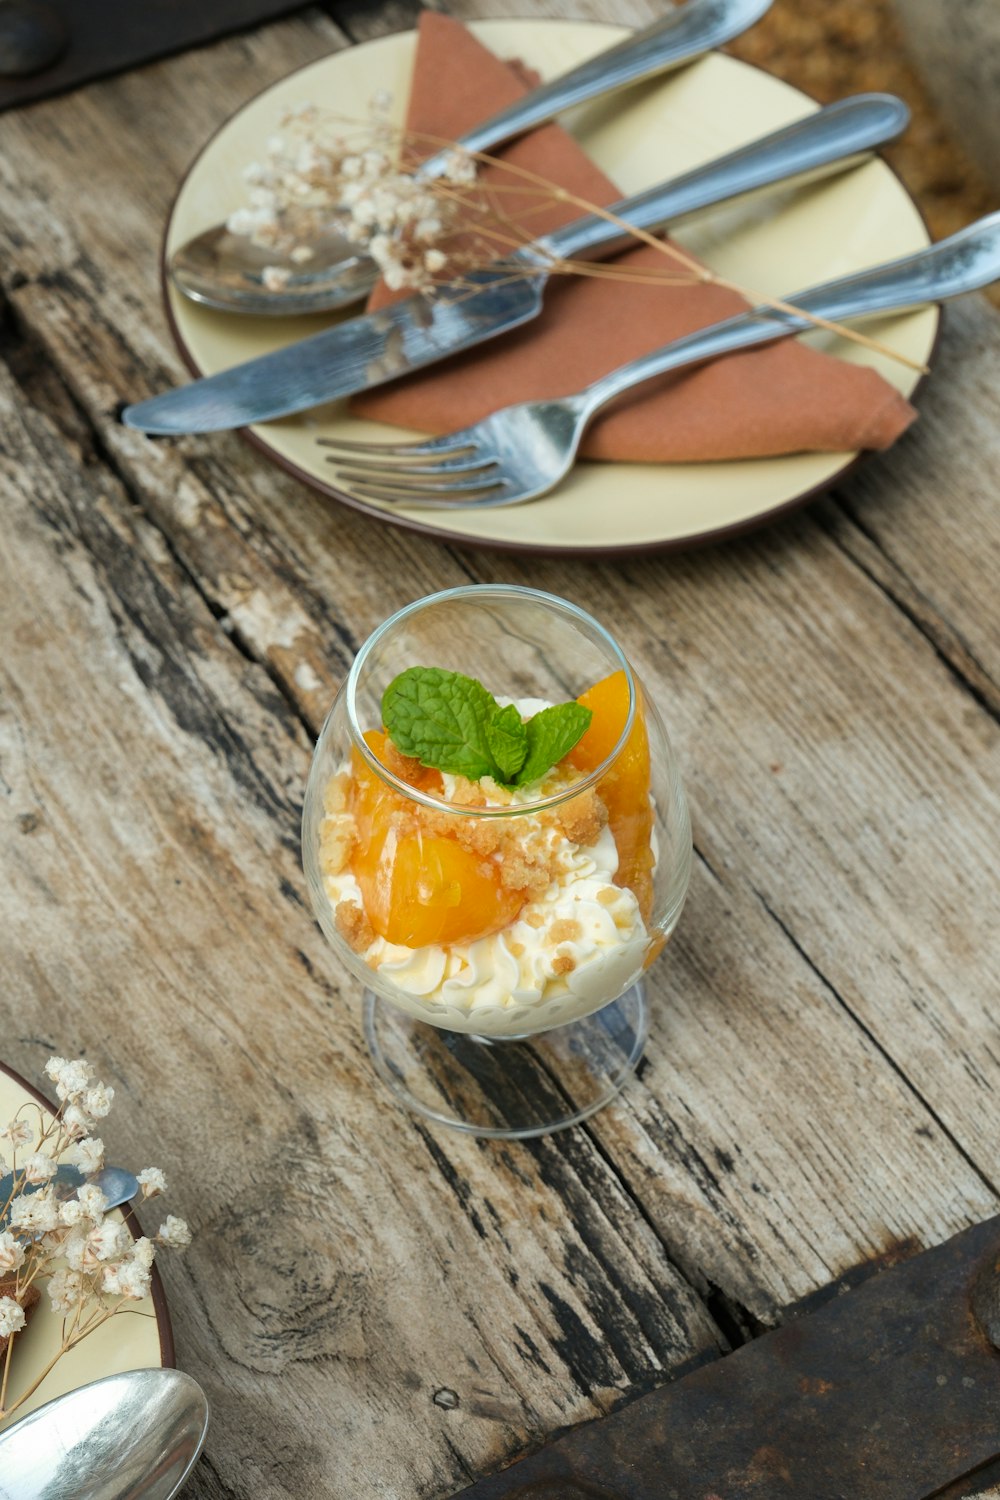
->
left=162, top=19, right=938, bottom=556
left=0, top=1059, right=173, bottom=1429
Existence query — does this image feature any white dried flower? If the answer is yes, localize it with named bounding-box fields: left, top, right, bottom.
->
left=130, top=1237, right=156, bottom=1270
left=0, top=1296, right=26, bottom=1339
left=136, top=1168, right=167, bottom=1199
left=62, top=1228, right=88, bottom=1272
left=0, top=1231, right=26, bottom=1274
left=62, top=1103, right=95, bottom=1139
left=441, top=148, right=477, bottom=185
left=227, top=207, right=257, bottom=236
left=83, top=1084, right=114, bottom=1120
left=249, top=185, right=278, bottom=212
left=158, top=1215, right=192, bottom=1250
left=295, top=142, right=321, bottom=175
left=66, top=1136, right=104, bottom=1175
left=424, top=248, right=447, bottom=274
left=349, top=195, right=377, bottom=230
left=76, top=1184, right=108, bottom=1220
left=104, top=1259, right=151, bottom=1301
left=1, top=1119, right=33, bottom=1149
left=9, top=1188, right=58, bottom=1234
left=47, top=1057, right=92, bottom=1102
left=262, top=266, right=291, bottom=292
left=47, top=1268, right=86, bottom=1315
left=22, top=1152, right=57, bottom=1185
left=290, top=245, right=314, bottom=265
left=86, top=1221, right=130, bottom=1264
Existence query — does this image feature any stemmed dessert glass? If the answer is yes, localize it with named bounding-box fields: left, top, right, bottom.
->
left=302, top=585, right=691, bottom=1138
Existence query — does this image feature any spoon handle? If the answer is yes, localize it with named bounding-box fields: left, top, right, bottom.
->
left=423, top=0, right=772, bottom=170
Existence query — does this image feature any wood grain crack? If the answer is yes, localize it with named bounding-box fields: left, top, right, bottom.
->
left=830, top=494, right=1000, bottom=723
left=1, top=287, right=319, bottom=743
left=752, top=883, right=1000, bottom=1203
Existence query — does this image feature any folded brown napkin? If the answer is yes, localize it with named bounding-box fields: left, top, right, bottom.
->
left=350, top=13, right=917, bottom=461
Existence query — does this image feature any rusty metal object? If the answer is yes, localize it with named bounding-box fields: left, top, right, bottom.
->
left=456, top=1217, right=1000, bottom=1500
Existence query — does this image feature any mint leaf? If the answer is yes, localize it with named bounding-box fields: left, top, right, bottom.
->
left=382, top=667, right=592, bottom=787
left=515, top=703, right=592, bottom=787
left=382, top=666, right=501, bottom=780
left=485, top=703, right=528, bottom=782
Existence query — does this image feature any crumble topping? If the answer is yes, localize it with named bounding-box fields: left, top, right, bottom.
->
left=335, top=900, right=375, bottom=954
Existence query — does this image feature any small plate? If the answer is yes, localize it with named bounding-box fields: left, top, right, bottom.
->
left=163, top=19, right=938, bottom=555
left=0, top=1061, right=173, bottom=1429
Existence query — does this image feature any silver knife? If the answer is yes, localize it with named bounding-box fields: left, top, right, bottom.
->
left=124, top=95, right=910, bottom=436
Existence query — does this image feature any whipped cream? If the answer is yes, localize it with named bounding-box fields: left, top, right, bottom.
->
left=319, top=704, right=650, bottom=1037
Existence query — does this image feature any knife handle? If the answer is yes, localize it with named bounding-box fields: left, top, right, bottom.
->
left=534, top=93, right=910, bottom=266
left=420, top=0, right=772, bottom=172
left=579, top=211, right=1000, bottom=413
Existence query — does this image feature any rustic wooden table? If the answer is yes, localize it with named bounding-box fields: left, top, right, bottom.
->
left=2, top=2, right=1000, bottom=1496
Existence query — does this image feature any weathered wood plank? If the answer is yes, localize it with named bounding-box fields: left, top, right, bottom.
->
left=2, top=0, right=999, bottom=1298
left=2, top=2, right=1000, bottom=1493
left=829, top=299, right=1000, bottom=711
left=0, top=325, right=722, bottom=1497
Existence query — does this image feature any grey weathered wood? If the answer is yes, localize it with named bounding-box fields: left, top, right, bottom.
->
left=1, top=2, right=1000, bottom=1496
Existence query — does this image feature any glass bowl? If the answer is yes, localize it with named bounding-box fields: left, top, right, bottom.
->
left=302, top=584, right=691, bottom=1137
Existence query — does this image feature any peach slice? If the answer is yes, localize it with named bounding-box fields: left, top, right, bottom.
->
left=568, top=670, right=655, bottom=923
left=349, top=731, right=522, bottom=947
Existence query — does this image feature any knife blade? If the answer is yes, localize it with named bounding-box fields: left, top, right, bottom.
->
left=123, top=95, right=910, bottom=436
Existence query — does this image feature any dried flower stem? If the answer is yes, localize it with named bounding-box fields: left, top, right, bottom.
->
left=414, top=119, right=930, bottom=374
left=230, top=103, right=930, bottom=375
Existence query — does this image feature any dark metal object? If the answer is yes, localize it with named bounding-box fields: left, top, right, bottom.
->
left=455, top=1217, right=1000, bottom=1500
left=0, top=0, right=307, bottom=113
left=0, top=2, right=67, bottom=77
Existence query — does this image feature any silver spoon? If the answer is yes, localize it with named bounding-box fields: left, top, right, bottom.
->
left=0, top=1164, right=139, bottom=1223
left=0, top=1368, right=209, bottom=1500
left=167, top=0, right=772, bottom=317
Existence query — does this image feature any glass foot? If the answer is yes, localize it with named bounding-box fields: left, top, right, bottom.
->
left=362, top=982, right=648, bottom=1139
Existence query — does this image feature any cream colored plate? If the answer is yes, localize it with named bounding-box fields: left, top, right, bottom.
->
left=164, top=20, right=937, bottom=554
left=0, top=1063, right=170, bottom=1430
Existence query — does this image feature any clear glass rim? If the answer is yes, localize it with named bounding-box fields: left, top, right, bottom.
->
left=343, top=584, right=636, bottom=818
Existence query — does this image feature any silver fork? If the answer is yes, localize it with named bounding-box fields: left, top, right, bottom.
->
left=321, top=213, right=1000, bottom=510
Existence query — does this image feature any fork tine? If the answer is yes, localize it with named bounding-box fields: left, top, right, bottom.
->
left=323, top=451, right=497, bottom=479
left=342, top=483, right=510, bottom=511
left=317, top=434, right=475, bottom=459
left=332, top=468, right=507, bottom=499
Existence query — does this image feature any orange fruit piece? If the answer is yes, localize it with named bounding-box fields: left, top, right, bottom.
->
left=568, top=670, right=655, bottom=923
left=349, top=730, right=522, bottom=947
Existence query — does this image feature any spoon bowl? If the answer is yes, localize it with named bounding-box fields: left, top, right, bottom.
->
left=169, top=219, right=378, bottom=316
left=0, top=1368, right=209, bottom=1500
left=0, top=1164, right=138, bottom=1225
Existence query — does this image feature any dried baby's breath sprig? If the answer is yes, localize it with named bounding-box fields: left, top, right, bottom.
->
left=227, top=99, right=929, bottom=375
left=228, top=94, right=479, bottom=293
left=0, top=1056, right=190, bottom=1423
